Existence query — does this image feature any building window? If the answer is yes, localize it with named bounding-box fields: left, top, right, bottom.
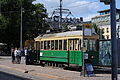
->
left=102, top=28, right=104, bottom=33
left=106, top=28, right=109, bottom=33
left=106, top=35, right=109, bottom=39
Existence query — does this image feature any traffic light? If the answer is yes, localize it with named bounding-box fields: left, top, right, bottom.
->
left=100, top=0, right=110, bottom=5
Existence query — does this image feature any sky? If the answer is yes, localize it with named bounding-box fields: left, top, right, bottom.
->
left=33, top=0, right=120, bottom=21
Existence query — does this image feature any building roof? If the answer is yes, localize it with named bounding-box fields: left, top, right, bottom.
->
left=98, top=9, right=120, bottom=13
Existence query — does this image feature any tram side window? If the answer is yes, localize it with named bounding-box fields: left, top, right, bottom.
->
left=69, top=40, right=74, bottom=51
left=44, top=41, right=47, bottom=50
left=41, top=41, right=43, bottom=49
left=55, top=40, right=58, bottom=50
left=74, top=40, right=78, bottom=50
left=47, top=41, right=50, bottom=50
left=78, top=39, right=81, bottom=50
left=34, top=42, right=37, bottom=50
left=70, top=40, right=73, bottom=50
left=64, top=40, right=67, bottom=50
left=59, top=40, right=62, bottom=50
left=36, top=42, right=40, bottom=50
left=51, top=40, right=54, bottom=50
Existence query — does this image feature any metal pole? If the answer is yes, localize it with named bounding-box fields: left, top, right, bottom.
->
left=82, top=23, right=85, bottom=77
left=110, top=0, right=118, bottom=80
left=119, top=15, right=120, bottom=38
left=0, top=2, right=1, bottom=16
left=59, top=0, right=62, bottom=29
left=20, top=6, right=23, bottom=49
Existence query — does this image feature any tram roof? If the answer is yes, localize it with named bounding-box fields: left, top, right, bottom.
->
left=35, top=31, right=83, bottom=39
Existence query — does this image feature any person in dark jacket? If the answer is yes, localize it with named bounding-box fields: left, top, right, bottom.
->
left=11, top=48, right=15, bottom=64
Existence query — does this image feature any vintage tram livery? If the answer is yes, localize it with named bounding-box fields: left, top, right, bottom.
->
left=28, top=30, right=99, bottom=68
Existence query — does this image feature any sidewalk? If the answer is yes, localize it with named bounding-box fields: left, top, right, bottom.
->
left=0, top=56, right=120, bottom=80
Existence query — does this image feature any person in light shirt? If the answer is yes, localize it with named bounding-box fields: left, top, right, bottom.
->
left=24, top=47, right=29, bottom=65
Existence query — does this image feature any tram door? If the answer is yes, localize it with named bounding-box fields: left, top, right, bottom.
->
left=68, top=39, right=82, bottom=65
left=36, top=41, right=40, bottom=60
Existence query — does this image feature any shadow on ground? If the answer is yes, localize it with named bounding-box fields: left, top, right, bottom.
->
left=0, top=71, right=32, bottom=80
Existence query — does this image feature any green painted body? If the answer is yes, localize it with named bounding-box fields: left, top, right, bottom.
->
left=39, top=50, right=83, bottom=66
left=36, top=50, right=99, bottom=67
left=87, top=51, right=99, bottom=66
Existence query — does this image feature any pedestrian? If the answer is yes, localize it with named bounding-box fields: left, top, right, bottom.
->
left=85, top=60, right=95, bottom=77
left=11, top=48, right=15, bottom=64
left=14, top=48, right=21, bottom=64
left=17, top=48, right=22, bottom=64
left=24, top=47, right=29, bottom=65
left=14, top=48, right=18, bottom=64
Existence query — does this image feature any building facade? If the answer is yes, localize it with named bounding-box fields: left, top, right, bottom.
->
left=92, top=9, right=120, bottom=40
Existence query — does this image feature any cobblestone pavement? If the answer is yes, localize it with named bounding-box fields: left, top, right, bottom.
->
left=0, top=56, right=120, bottom=80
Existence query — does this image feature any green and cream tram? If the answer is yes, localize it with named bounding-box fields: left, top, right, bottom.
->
left=34, top=30, right=99, bottom=67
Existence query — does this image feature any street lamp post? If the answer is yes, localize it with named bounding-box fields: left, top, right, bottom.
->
left=20, top=6, right=23, bottom=49
left=100, top=0, right=118, bottom=80
left=110, top=0, right=118, bottom=80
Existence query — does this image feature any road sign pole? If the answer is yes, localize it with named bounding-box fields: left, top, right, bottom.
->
left=110, top=0, right=118, bottom=80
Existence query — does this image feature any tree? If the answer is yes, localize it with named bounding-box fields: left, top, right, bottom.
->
left=93, top=24, right=104, bottom=39
left=0, top=0, right=48, bottom=51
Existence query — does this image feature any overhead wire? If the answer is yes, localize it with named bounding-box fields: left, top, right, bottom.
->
left=1, top=0, right=100, bottom=14
left=64, top=1, right=99, bottom=8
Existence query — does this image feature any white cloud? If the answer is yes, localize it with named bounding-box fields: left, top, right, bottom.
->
left=33, top=0, right=101, bottom=21
left=84, top=14, right=98, bottom=21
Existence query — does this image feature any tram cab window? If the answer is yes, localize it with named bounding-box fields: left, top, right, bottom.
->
left=89, top=39, right=96, bottom=51
left=51, top=40, right=54, bottom=50
left=63, top=40, right=67, bottom=50
left=84, top=39, right=88, bottom=51
left=55, top=40, right=58, bottom=50
left=93, top=40, right=96, bottom=51
left=89, top=40, right=93, bottom=51
left=59, top=40, right=62, bottom=50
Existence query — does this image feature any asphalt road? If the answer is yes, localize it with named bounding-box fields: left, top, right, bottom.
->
left=0, top=67, right=45, bottom=80
left=0, top=56, right=120, bottom=80
left=0, top=59, right=53, bottom=80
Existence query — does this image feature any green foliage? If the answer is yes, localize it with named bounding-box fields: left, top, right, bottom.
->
left=0, top=0, right=48, bottom=48
left=93, top=24, right=100, bottom=35
left=0, top=16, right=9, bottom=29
left=93, top=24, right=104, bottom=39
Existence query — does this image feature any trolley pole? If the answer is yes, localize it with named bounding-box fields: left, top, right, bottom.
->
left=110, top=0, right=118, bottom=80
